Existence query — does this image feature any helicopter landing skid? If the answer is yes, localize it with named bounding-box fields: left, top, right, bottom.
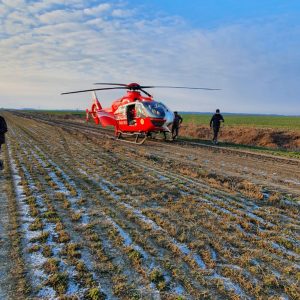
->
left=115, top=131, right=147, bottom=145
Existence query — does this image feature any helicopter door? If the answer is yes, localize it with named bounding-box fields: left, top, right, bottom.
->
left=126, top=104, right=136, bottom=126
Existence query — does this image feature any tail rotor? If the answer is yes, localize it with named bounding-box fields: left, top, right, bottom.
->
left=86, top=91, right=102, bottom=124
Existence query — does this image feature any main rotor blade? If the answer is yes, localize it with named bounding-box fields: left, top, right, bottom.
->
left=139, top=85, right=221, bottom=90
left=140, top=89, right=152, bottom=97
left=61, top=87, right=127, bottom=95
left=94, top=82, right=128, bottom=86
left=93, top=83, right=220, bottom=90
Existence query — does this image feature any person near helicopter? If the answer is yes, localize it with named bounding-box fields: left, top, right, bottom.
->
left=172, top=111, right=183, bottom=140
left=127, top=105, right=136, bottom=125
left=0, top=115, right=8, bottom=170
left=209, top=109, right=224, bottom=144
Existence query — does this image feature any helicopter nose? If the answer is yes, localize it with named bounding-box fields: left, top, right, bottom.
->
left=164, top=111, right=174, bottom=126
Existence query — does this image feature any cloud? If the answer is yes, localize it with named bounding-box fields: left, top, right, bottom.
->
left=83, top=3, right=110, bottom=15
left=1, top=0, right=25, bottom=8
left=38, top=9, right=84, bottom=24
left=28, top=0, right=65, bottom=13
left=0, top=1, right=299, bottom=114
left=111, top=8, right=134, bottom=18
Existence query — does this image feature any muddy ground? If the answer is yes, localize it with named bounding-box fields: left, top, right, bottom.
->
left=0, top=111, right=299, bottom=299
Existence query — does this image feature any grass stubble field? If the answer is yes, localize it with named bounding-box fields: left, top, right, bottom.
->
left=0, top=111, right=299, bottom=299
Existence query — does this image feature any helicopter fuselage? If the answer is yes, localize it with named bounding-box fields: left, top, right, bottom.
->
left=63, top=81, right=218, bottom=144
left=90, top=90, right=174, bottom=136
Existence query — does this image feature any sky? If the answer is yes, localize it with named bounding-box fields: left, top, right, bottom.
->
left=0, top=0, right=300, bottom=115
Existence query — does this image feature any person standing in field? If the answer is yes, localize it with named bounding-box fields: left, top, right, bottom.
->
left=210, top=109, right=224, bottom=144
left=172, top=111, right=183, bottom=140
left=0, top=115, right=8, bottom=170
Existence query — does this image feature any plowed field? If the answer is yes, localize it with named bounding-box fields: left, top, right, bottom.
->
left=1, top=112, right=299, bottom=300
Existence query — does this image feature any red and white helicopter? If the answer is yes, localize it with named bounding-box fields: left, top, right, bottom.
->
left=62, top=83, right=219, bottom=144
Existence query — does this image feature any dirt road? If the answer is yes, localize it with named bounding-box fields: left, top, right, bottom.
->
left=2, top=111, right=299, bottom=299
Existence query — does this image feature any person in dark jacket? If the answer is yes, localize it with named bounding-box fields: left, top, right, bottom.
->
left=210, top=109, right=224, bottom=144
left=172, top=111, right=183, bottom=140
left=127, top=105, right=136, bottom=125
left=0, top=115, right=8, bottom=170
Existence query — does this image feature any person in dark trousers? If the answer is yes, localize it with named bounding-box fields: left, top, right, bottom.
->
left=0, top=115, right=8, bottom=170
left=210, top=109, right=224, bottom=144
left=172, top=111, right=183, bottom=140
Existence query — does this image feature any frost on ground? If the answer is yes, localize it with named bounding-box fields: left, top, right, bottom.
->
left=2, top=111, right=300, bottom=299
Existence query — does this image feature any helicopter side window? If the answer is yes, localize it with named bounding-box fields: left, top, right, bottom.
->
left=142, top=102, right=165, bottom=118
left=135, top=103, right=146, bottom=118
left=115, top=106, right=125, bottom=115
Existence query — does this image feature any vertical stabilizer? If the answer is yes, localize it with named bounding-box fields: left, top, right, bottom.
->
left=92, top=91, right=102, bottom=110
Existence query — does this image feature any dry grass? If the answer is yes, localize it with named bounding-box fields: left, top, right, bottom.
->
left=3, top=145, right=30, bottom=299
left=2, top=111, right=299, bottom=299
left=180, top=123, right=300, bottom=150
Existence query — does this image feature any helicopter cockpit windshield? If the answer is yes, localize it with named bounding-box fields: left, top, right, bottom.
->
left=142, top=101, right=166, bottom=118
